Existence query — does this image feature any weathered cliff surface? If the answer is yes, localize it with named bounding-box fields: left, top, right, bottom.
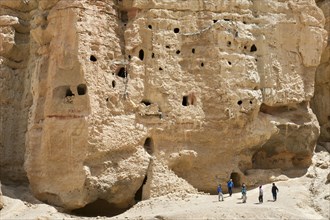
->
left=0, top=0, right=34, bottom=183
left=0, top=0, right=327, bottom=211
left=312, top=0, right=330, bottom=146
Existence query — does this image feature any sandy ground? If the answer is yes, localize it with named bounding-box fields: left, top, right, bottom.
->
left=0, top=151, right=329, bottom=220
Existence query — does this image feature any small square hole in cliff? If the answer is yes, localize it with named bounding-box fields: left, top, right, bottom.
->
left=117, top=67, right=127, bottom=78
left=77, top=84, right=87, bottom=95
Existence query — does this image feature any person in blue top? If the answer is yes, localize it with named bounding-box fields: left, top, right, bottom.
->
left=227, top=179, right=234, bottom=196
left=217, top=184, right=224, bottom=201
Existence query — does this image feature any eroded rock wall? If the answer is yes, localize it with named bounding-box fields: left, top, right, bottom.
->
left=0, top=0, right=327, bottom=211
left=312, top=0, right=330, bottom=145
left=0, top=0, right=35, bottom=183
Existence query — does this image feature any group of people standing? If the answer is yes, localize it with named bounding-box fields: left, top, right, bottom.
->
left=217, top=179, right=279, bottom=203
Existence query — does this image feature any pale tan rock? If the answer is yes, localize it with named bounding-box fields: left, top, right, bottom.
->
left=0, top=15, right=19, bottom=26
left=0, top=16, right=17, bottom=56
left=312, top=0, right=330, bottom=142
left=0, top=0, right=328, bottom=212
left=0, top=0, right=33, bottom=182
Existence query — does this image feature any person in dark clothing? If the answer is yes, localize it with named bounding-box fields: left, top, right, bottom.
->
left=258, top=185, right=263, bottom=203
left=272, top=183, right=279, bottom=201
left=227, top=179, right=234, bottom=196
left=241, top=183, right=247, bottom=203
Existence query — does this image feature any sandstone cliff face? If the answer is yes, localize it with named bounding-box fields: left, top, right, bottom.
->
left=312, top=0, right=330, bottom=145
left=0, top=0, right=327, bottom=211
left=0, top=1, right=34, bottom=183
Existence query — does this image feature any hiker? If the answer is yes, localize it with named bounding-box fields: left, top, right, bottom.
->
left=272, top=183, right=279, bottom=201
left=241, top=183, right=247, bottom=203
left=258, top=185, right=263, bottom=203
left=217, top=184, right=224, bottom=201
left=227, top=179, right=234, bottom=196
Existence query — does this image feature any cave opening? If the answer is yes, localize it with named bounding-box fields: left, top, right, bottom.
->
left=182, top=95, right=188, bottom=106
left=144, top=137, right=154, bottom=155
left=250, top=44, right=257, bottom=52
left=65, top=88, right=74, bottom=97
left=117, top=67, right=127, bottom=78
left=237, top=100, right=242, bottom=105
left=77, top=84, right=87, bottom=95
left=71, top=199, right=129, bottom=217
left=230, top=172, right=241, bottom=187
left=139, top=49, right=144, bottom=61
left=141, top=100, right=151, bottom=106
left=134, top=176, right=148, bottom=202
left=90, top=55, right=97, bottom=62
left=174, top=28, right=180, bottom=33
left=182, top=93, right=196, bottom=106
left=120, top=11, right=128, bottom=23
left=112, top=80, right=116, bottom=88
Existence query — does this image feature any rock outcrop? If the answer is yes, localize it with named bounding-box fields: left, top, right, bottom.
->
left=0, top=181, right=3, bottom=210
left=312, top=0, right=330, bottom=146
left=0, top=0, right=328, bottom=212
left=0, top=0, right=34, bottom=183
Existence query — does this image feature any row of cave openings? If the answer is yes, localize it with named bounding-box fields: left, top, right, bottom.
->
left=73, top=57, right=253, bottom=109
left=88, top=20, right=258, bottom=79
left=87, top=14, right=258, bottom=110
left=64, top=84, right=87, bottom=98
left=141, top=92, right=196, bottom=110
left=139, top=20, right=257, bottom=68
left=89, top=42, right=256, bottom=75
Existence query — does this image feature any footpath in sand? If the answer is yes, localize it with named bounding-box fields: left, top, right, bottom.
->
left=0, top=151, right=329, bottom=220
